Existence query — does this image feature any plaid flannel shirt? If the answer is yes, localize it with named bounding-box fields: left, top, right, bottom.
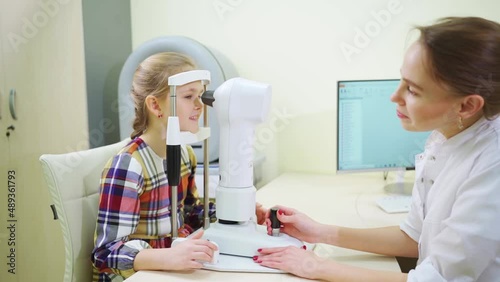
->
left=91, top=138, right=215, bottom=281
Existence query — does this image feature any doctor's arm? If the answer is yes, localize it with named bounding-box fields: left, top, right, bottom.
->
left=258, top=206, right=417, bottom=281
left=266, top=205, right=418, bottom=257
left=257, top=244, right=408, bottom=282
left=324, top=225, right=419, bottom=258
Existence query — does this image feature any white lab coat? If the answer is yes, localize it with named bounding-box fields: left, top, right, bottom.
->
left=400, top=117, right=500, bottom=282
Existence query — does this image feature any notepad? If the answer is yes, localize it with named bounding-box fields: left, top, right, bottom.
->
left=376, top=195, right=412, bottom=213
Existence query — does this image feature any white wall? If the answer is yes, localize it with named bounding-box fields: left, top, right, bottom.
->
left=130, top=0, right=500, bottom=185
left=0, top=0, right=87, bottom=281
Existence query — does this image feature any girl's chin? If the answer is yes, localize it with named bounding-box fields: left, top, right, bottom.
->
left=181, top=127, right=199, bottom=133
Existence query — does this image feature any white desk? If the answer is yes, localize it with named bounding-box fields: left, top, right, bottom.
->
left=125, top=172, right=409, bottom=281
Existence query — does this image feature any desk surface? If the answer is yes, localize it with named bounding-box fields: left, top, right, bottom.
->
left=125, top=172, right=409, bottom=281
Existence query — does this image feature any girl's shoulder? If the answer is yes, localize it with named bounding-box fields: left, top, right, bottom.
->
left=105, top=138, right=149, bottom=168
left=119, top=137, right=146, bottom=155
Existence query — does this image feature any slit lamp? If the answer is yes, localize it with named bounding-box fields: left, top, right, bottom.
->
left=167, top=70, right=302, bottom=272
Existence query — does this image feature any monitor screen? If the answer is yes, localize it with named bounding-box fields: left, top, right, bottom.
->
left=337, top=79, right=431, bottom=173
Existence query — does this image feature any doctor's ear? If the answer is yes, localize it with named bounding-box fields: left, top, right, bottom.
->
left=459, top=94, right=485, bottom=118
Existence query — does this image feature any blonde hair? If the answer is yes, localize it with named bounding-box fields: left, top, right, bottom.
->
left=130, top=52, right=196, bottom=139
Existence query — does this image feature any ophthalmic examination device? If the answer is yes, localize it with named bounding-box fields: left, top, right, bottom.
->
left=166, top=70, right=303, bottom=272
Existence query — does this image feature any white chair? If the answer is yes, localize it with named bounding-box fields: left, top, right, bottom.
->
left=39, top=139, right=130, bottom=282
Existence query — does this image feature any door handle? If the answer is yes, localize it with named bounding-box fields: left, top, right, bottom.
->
left=9, top=89, right=17, bottom=120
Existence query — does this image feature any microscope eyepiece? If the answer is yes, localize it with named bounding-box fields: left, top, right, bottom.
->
left=201, top=90, right=215, bottom=107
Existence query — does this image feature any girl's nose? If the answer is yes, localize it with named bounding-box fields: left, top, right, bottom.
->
left=194, top=97, right=203, bottom=109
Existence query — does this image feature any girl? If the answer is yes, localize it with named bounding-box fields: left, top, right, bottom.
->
left=91, top=52, right=267, bottom=281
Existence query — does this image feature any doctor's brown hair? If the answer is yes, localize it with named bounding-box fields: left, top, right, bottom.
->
left=416, top=17, right=500, bottom=119
left=130, top=52, right=196, bottom=139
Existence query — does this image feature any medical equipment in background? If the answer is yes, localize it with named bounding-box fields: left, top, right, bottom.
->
left=168, top=71, right=303, bottom=272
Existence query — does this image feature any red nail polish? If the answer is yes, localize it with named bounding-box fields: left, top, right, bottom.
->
left=302, top=245, right=306, bottom=250
left=278, top=209, right=284, bottom=215
left=257, top=248, right=262, bottom=252
left=253, top=256, right=258, bottom=260
left=257, top=260, right=262, bottom=263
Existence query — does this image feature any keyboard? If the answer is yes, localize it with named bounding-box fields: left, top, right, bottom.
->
left=376, top=195, right=412, bottom=213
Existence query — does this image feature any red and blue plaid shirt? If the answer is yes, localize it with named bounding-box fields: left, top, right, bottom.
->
left=91, top=138, right=215, bottom=281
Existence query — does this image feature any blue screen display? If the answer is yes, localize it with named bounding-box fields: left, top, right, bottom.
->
left=337, top=79, right=431, bottom=172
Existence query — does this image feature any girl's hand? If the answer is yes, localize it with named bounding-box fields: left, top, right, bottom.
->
left=166, top=230, right=218, bottom=270
left=256, top=202, right=268, bottom=225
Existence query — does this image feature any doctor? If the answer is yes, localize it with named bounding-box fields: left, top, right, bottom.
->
left=257, top=16, right=500, bottom=281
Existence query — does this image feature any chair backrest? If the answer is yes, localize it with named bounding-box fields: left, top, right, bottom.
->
left=39, top=139, right=130, bottom=282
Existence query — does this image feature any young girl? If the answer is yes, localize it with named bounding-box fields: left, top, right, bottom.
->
left=91, top=52, right=267, bottom=281
left=257, top=17, right=500, bottom=282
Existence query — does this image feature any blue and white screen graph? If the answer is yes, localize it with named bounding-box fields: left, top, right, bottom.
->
left=337, top=79, right=431, bottom=173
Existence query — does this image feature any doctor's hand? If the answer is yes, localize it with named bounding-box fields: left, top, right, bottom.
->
left=254, top=245, right=326, bottom=280
left=256, top=202, right=268, bottom=225
left=265, top=205, right=323, bottom=243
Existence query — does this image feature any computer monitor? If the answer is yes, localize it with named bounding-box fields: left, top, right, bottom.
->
left=336, top=79, right=431, bottom=194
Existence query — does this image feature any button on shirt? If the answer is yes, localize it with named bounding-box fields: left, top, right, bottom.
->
left=400, top=117, right=500, bottom=282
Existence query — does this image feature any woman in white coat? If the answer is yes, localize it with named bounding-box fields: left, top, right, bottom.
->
left=256, top=16, right=500, bottom=282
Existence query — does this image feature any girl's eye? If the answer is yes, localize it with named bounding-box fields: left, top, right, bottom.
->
left=407, top=86, right=417, bottom=96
